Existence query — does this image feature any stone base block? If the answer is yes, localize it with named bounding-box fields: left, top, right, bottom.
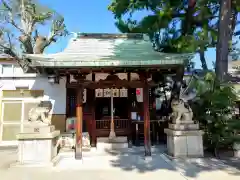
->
left=16, top=130, right=60, bottom=167
left=169, top=123, right=199, bottom=130
left=97, top=137, right=128, bottom=152
left=233, top=143, right=240, bottom=158
left=234, top=150, right=240, bottom=158
left=10, top=155, right=61, bottom=168
left=164, top=128, right=204, bottom=157
left=172, top=120, right=194, bottom=124
left=23, top=125, right=55, bottom=134
left=97, top=136, right=127, bottom=143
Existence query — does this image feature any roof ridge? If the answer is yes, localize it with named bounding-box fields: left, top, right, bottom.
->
left=75, top=32, right=144, bottom=39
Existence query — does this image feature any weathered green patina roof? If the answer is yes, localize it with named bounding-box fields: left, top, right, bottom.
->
left=24, top=33, right=193, bottom=68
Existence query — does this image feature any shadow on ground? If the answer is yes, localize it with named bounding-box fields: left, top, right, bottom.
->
left=104, top=145, right=240, bottom=178
left=0, top=145, right=240, bottom=179
left=0, top=148, right=17, bottom=169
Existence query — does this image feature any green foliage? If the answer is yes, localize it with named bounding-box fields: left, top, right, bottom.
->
left=109, top=0, right=218, bottom=52
left=192, top=72, right=240, bottom=156
left=108, top=0, right=240, bottom=70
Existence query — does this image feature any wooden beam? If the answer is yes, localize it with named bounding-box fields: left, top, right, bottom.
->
left=66, top=80, right=151, bottom=89
left=75, top=85, right=83, bottom=160
left=56, top=65, right=180, bottom=75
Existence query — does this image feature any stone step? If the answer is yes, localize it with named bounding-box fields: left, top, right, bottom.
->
left=97, top=142, right=129, bottom=151
left=96, top=137, right=128, bottom=152
left=97, top=136, right=127, bottom=143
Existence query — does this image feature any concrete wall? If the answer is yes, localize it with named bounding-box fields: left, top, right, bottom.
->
left=0, top=77, right=66, bottom=114
left=0, top=76, right=67, bottom=133
left=0, top=60, right=67, bottom=134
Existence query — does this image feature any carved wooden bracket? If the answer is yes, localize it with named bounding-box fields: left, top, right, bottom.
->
left=138, top=71, right=150, bottom=82
left=73, top=74, right=87, bottom=82
left=105, top=74, right=121, bottom=81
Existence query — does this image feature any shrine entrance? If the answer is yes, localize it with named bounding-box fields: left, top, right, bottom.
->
left=95, top=88, right=130, bottom=138
left=95, top=97, right=128, bottom=120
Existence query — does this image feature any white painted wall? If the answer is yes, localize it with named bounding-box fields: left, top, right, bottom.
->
left=0, top=62, right=66, bottom=114
left=0, top=77, right=66, bottom=114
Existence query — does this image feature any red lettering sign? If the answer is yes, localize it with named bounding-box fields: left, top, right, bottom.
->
left=136, top=89, right=141, bottom=95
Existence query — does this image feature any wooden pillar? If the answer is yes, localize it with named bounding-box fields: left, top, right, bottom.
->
left=127, top=72, right=132, bottom=146
left=143, top=78, right=151, bottom=156
left=75, top=85, right=83, bottom=160
left=91, top=89, right=96, bottom=147
left=91, top=73, right=96, bottom=147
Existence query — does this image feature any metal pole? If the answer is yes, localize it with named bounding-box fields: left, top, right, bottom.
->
left=111, top=88, right=114, bottom=121
left=109, top=88, right=116, bottom=139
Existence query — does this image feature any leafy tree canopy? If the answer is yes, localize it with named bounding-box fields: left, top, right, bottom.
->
left=108, top=0, right=240, bottom=70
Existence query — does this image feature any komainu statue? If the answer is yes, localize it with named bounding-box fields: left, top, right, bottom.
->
left=82, top=132, right=91, bottom=148
left=28, top=101, right=52, bottom=125
left=171, top=99, right=193, bottom=123
left=171, top=77, right=197, bottom=124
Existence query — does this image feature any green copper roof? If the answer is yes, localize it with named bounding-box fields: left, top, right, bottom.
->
left=24, top=33, right=193, bottom=68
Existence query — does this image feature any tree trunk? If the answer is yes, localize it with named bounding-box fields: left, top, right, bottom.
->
left=34, top=36, right=48, bottom=54
left=199, top=48, right=208, bottom=70
left=216, top=0, right=232, bottom=81
left=182, top=0, right=196, bottom=35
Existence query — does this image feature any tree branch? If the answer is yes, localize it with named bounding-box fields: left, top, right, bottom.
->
left=2, top=0, right=26, bottom=35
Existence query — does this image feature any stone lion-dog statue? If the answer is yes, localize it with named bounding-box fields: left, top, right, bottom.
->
left=171, top=98, right=193, bottom=124
left=57, top=132, right=91, bottom=150
left=28, top=101, right=52, bottom=125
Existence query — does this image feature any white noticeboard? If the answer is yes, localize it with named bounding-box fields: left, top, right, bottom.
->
left=104, top=88, right=111, bottom=97
left=136, top=88, right=143, bottom=102
left=112, top=88, right=119, bottom=97
left=95, top=88, right=103, bottom=97
left=131, top=112, right=137, bottom=120
left=120, top=88, right=128, bottom=97
left=95, top=88, right=128, bottom=98
left=83, top=89, right=87, bottom=103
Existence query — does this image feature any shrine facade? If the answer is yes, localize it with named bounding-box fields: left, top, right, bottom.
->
left=24, top=33, right=192, bottom=157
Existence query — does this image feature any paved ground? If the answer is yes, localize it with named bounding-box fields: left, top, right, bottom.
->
left=0, top=147, right=240, bottom=180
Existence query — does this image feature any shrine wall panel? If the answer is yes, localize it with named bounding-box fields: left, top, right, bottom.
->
left=0, top=76, right=66, bottom=114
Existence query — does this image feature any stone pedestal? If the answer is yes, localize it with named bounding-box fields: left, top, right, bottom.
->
left=233, top=142, right=240, bottom=158
left=14, top=124, right=60, bottom=167
left=164, top=121, right=204, bottom=157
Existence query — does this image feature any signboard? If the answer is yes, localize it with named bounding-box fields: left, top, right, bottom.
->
left=95, top=88, right=128, bottom=98
left=136, top=88, right=143, bottom=102
left=83, top=89, right=87, bottom=103
left=112, top=88, right=119, bottom=97
left=120, top=88, right=128, bottom=97
left=95, top=88, right=103, bottom=97
left=103, top=88, right=111, bottom=97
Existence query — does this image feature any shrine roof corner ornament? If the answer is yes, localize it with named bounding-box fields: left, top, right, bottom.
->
left=23, top=33, right=193, bottom=68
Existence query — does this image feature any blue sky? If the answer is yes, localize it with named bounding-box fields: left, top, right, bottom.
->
left=40, top=0, right=216, bottom=69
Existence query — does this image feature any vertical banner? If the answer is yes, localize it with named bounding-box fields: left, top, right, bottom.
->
left=104, top=88, right=111, bottom=97
left=83, top=89, right=87, bottom=103
left=120, top=88, right=128, bottom=97
left=112, top=88, right=119, bottom=97
left=136, top=88, right=143, bottom=102
left=95, top=88, right=103, bottom=97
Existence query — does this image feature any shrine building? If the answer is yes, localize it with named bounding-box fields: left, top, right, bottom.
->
left=0, top=33, right=193, bottom=156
